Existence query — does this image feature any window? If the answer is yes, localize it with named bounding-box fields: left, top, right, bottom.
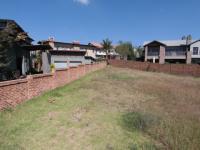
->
left=148, top=47, right=159, bottom=56
left=193, top=47, right=199, bottom=55
left=166, top=46, right=186, bottom=56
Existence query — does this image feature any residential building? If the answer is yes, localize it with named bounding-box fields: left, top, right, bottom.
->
left=39, top=39, right=109, bottom=69
left=144, top=39, right=200, bottom=64
left=88, top=42, right=106, bottom=59
left=108, top=48, right=120, bottom=60
left=190, top=40, right=200, bottom=64
left=0, top=19, right=33, bottom=79
left=39, top=39, right=90, bottom=69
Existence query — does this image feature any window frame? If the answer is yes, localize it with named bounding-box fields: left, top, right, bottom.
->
left=193, top=47, right=199, bottom=55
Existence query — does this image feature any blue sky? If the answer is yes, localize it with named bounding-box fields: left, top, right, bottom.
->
left=0, top=0, right=200, bottom=46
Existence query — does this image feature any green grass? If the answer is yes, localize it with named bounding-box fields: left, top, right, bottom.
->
left=0, top=66, right=200, bottom=150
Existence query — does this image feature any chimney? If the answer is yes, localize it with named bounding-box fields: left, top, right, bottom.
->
left=47, top=37, right=55, bottom=49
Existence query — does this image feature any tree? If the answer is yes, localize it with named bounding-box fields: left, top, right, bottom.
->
left=181, top=35, right=192, bottom=41
left=115, top=41, right=134, bottom=60
left=135, top=46, right=144, bottom=58
left=102, top=38, right=112, bottom=63
left=0, top=28, right=15, bottom=71
left=181, top=36, right=187, bottom=40
left=187, top=34, right=192, bottom=41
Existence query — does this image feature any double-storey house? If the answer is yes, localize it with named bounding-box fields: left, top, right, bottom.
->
left=144, top=39, right=200, bottom=64
left=88, top=42, right=106, bottom=59
left=39, top=39, right=107, bottom=69
left=39, top=39, right=88, bottom=69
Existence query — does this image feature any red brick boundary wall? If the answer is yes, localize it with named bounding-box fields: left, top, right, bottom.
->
left=109, top=60, right=200, bottom=77
left=0, top=62, right=106, bottom=110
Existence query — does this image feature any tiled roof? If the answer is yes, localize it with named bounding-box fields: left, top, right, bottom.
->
left=89, top=42, right=103, bottom=49
left=0, top=19, right=34, bottom=42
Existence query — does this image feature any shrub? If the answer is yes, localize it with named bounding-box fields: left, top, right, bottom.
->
left=50, top=64, right=55, bottom=72
left=121, top=112, right=160, bottom=132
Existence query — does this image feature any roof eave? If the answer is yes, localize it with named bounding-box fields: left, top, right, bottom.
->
left=144, top=40, right=167, bottom=47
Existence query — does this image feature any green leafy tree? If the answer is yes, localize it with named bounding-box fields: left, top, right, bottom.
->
left=0, top=29, right=15, bottom=71
left=135, top=46, right=144, bottom=58
left=102, top=38, right=112, bottom=62
left=187, top=34, right=192, bottom=41
left=115, top=41, right=134, bottom=60
left=181, top=35, right=192, bottom=41
left=181, top=36, right=187, bottom=40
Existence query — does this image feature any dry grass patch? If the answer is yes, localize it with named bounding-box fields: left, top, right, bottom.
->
left=0, top=66, right=200, bottom=150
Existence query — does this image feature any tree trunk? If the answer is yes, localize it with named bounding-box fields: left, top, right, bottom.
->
left=106, top=50, right=109, bottom=65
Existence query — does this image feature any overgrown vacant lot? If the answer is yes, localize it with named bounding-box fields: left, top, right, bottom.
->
left=1, top=67, right=200, bottom=150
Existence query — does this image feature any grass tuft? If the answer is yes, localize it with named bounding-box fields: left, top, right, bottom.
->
left=121, top=112, right=160, bottom=132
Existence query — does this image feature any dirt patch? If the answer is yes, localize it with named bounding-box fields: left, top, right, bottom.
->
left=71, top=107, right=89, bottom=122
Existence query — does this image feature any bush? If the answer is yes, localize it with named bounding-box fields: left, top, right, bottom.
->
left=50, top=64, right=55, bottom=72
left=0, top=68, right=15, bottom=81
left=121, top=112, right=160, bottom=132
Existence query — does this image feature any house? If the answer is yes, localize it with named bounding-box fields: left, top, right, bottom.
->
left=0, top=19, right=33, bottom=80
left=190, top=40, right=200, bottom=64
left=39, top=39, right=108, bottom=69
left=90, top=43, right=119, bottom=60
left=0, top=19, right=53, bottom=81
left=144, top=39, right=200, bottom=64
left=39, top=39, right=88, bottom=69
left=88, top=42, right=106, bottom=60
left=22, top=45, right=52, bottom=73
left=108, top=48, right=120, bottom=60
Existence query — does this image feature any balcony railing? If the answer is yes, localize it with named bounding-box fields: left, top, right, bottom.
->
left=147, top=52, right=159, bottom=56
left=165, top=51, right=185, bottom=56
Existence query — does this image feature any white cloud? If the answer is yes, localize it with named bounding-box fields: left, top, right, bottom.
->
left=74, top=0, right=90, bottom=5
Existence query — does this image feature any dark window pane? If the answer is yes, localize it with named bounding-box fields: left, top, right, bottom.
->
left=193, top=47, right=198, bottom=55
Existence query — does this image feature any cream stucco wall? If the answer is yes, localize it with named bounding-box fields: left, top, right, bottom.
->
left=85, top=49, right=96, bottom=59
left=190, top=41, right=200, bottom=58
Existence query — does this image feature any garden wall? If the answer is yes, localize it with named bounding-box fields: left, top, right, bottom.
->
left=109, top=60, right=200, bottom=77
left=0, top=62, right=106, bottom=110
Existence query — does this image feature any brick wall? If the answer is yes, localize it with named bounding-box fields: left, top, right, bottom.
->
left=54, top=69, right=69, bottom=88
left=0, top=62, right=106, bottom=110
left=28, top=74, right=55, bottom=98
left=109, top=60, right=200, bottom=77
left=0, top=79, right=28, bottom=109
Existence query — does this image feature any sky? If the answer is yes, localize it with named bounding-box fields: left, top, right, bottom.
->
left=0, top=0, right=200, bottom=46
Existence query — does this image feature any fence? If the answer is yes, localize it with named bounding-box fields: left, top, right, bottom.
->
left=0, top=62, right=106, bottom=110
left=109, top=60, right=200, bottom=77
